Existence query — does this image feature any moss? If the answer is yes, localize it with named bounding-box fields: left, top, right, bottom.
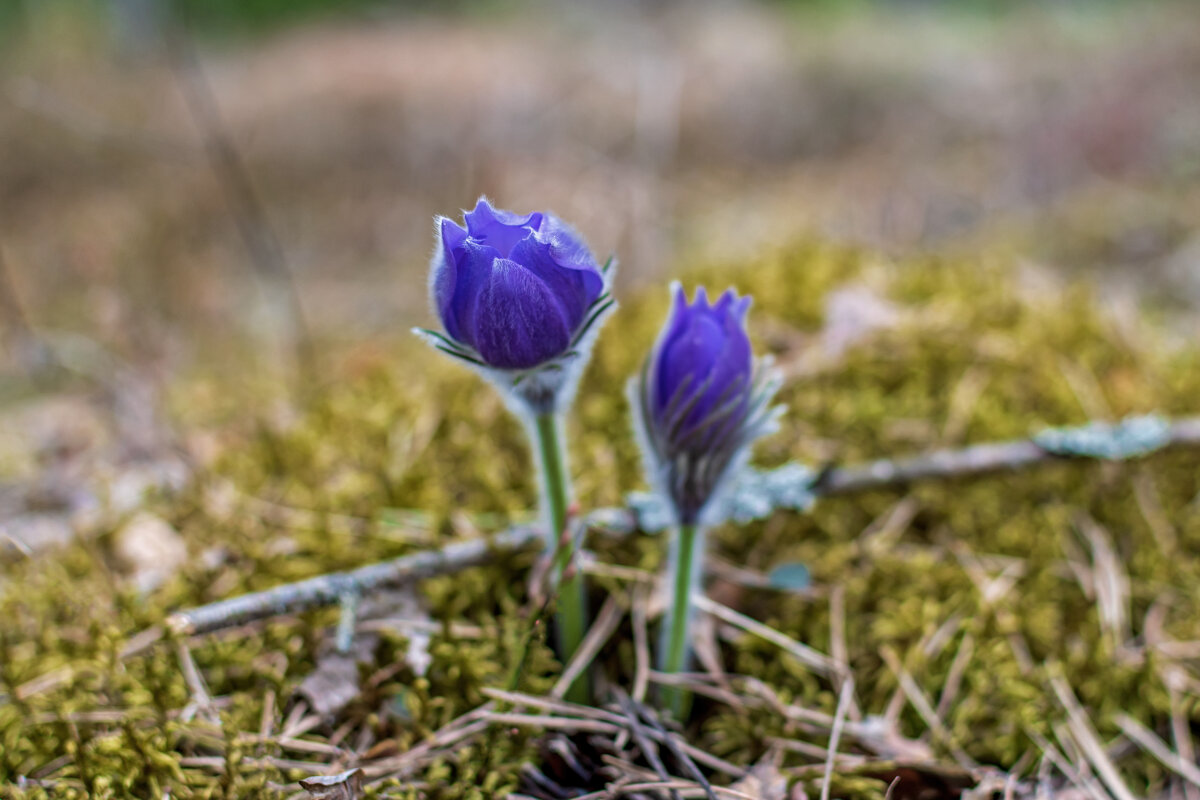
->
left=4, top=240, right=1200, bottom=797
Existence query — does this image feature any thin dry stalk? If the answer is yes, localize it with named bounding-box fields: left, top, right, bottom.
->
left=361, top=704, right=495, bottom=780
left=857, top=496, right=921, bottom=556
left=179, top=755, right=330, bottom=774
left=632, top=699, right=721, bottom=798
left=281, top=701, right=311, bottom=738
left=632, top=586, right=652, bottom=704
left=1113, top=713, right=1200, bottom=789
left=828, top=584, right=862, bottom=723
left=772, top=737, right=865, bottom=766
left=482, top=689, right=627, bottom=726
left=573, top=782, right=757, bottom=800
left=1050, top=675, right=1138, bottom=800
left=483, top=686, right=743, bottom=778
left=616, top=690, right=681, bottom=800
left=1167, top=675, right=1200, bottom=800
left=260, top=689, right=276, bottom=739
left=582, top=556, right=657, bottom=584
left=648, top=671, right=748, bottom=710
left=923, top=613, right=965, bottom=660
left=175, top=640, right=220, bottom=726
left=820, top=676, right=855, bottom=800
left=829, top=584, right=848, bottom=673
left=553, top=594, right=625, bottom=699
left=1024, top=726, right=1105, bottom=800
left=482, top=712, right=621, bottom=735
left=879, top=647, right=977, bottom=770
left=1074, top=514, right=1131, bottom=649
left=693, top=595, right=833, bottom=676
left=935, top=632, right=975, bottom=719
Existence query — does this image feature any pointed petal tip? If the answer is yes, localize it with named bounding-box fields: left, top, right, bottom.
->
left=710, top=287, right=751, bottom=322
left=463, top=196, right=498, bottom=233
left=734, top=293, right=753, bottom=320
left=463, top=197, right=541, bottom=253
left=438, top=215, right=467, bottom=242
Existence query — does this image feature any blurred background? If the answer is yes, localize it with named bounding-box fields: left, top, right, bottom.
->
left=1, top=0, right=1199, bottom=429
left=5, top=5, right=1200, bottom=789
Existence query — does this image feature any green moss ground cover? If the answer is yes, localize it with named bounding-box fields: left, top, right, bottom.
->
left=3, top=242, right=1200, bottom=797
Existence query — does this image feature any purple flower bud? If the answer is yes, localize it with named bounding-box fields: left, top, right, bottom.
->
left=430, top=198, right=607, bottom=371
left=652, top=286, right=754, bottom=447
left=631, top=283, right=781, bottom=525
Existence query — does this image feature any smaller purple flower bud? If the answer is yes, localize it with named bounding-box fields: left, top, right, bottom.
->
left=417, top=198, right=615, bottom=413
left=631, top=283, right=781, bottom=526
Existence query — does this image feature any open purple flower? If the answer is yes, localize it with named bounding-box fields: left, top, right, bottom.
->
left=418, top=198, right=614, bottom=413
left=631, top=283, right=781, bottom=525
left=429, top=199, right=609, bottom=364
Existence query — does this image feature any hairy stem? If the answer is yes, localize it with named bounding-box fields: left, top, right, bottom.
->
left=533, top=412, right=590, bottom=703
left=659, top=522, right=702, bottom=719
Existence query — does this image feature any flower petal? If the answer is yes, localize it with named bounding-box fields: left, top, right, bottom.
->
left=699, top=310, right=753, bottom=443
left=657, top=308, right=726, bottom=424
left=471, top=258, right=572, bottom=370
left=443, top=238, right=502, bottom=349
left=705, top=289, right=755, bottom=435
left=540, top=214, right=600, bottom=271
left=463, top=198, right=542, bottom=258
left=711, top=288, right=751, bottom=325
left=508, top=233, right=604, bottom=333
left=656, top=283, right=692, bottom=356
left=432, top=217, right=468, bottom=341
left=652, top=285, right=707, bottom=418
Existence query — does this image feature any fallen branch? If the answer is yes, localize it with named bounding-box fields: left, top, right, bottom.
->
left=164, top=414, right=1200, bottom=638
left=168, top=526, right=539, bottom=635
left=818, top=415, right=1200, bottom=496
left=619, top=414, right=1200, bottom=531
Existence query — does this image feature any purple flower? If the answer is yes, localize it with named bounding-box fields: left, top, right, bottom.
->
left=632, top=283, right=780, bottom=525
left=652, top=286, right=754, bottom=448
left=428, top=198, right=609, bottom=372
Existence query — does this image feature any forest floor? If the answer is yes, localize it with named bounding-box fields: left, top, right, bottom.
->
left=3, top=2, right=1200, bottom=798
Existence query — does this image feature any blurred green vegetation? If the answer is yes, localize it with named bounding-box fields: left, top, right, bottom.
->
left=0, top=0, right=1175, bottom=43
left=170, top=0, right=515, bottom=35
left=0, top=0, right=508, bottom=44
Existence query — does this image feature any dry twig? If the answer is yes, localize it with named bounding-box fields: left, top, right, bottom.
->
left=167, top=527, right=539, bottom=635
left=1049, top=675, right=1138, bottom=800
left=1113, top=713, right=1200, bottom=790
left=694, top=594, right=834, bottom=676
left=819, top=676, right=855, bottom=800
left=161, top=417, right=1200, bottom=638
left=553, top=595, right=626, bottom=700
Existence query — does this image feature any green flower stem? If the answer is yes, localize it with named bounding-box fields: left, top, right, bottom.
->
left=533, top=412, right=590, bottom=704
left=659, top=522, right=702, bottom=720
